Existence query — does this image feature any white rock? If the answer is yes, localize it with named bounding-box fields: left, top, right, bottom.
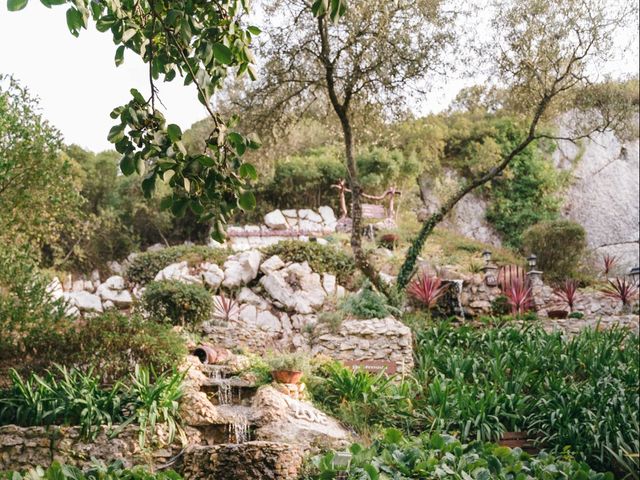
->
left=222, top=250, right=262, bottom=288
left=256, top=309, right=281, bottom=331
left=239, top=304, right=257, bottom=324
left=282, top=209, right=298, bottom=218
left=96, top=283, right=133, bottom=308
left=322, top=274, right=337, bottom=295
left=46, top=277, right=64, bottom=302
left=237, top=287, right=269, bottom=307
left=245, top=224, right=262, bottom=234
left=201, top=262, right=224, bottom=289
left=67, top=291, right=103, bottom=313
left=107, top=261, right=123, bottom=275
left=264, top=210, right=289, bottom=230
left=318, top=206, right=337, bottom=225
left=103, top=300, right=115, bottom=310
left=298, top=219, right=323, bottom=232
left=104, top=275, right=126, bottom=291
left=230, top=238, right=251, bottom=251
left=298, top=209, right=323, bottom=223
left=316, top=238, right=329, bottom=246
left=260, top=255, right=286, bottom=274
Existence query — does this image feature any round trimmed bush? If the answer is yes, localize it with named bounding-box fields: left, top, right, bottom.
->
left=521, top=219, right=587, bottom=283
left=142, top=280, right=212, bottom=326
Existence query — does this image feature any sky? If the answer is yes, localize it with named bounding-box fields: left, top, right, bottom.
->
left=0, top=2, right=638, bottom=153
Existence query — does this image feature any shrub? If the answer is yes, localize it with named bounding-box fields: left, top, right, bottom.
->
left=126, top=245, right=230, bottom=285
left=339, top=284, right=397, bottom=319
left=407, top=274, right=449, bottom=309
left=59, top=311, right=187, bottom=382
left=265, top=352, right=310, bottom=373
left=262, top=240, right=356, bottom=286
left=0, top=247, right=71, bottom=361
left=142, top=280, right=213, bottom=326
left=0, top=365, right=185, bottom=448
left=310, top=430, right=614, bottom=480
left=1, top=461, right=182, bottom=480
left=568, top=311, right=585, bottom=319
left=521, top=219, right=587, bottom=283
left=553, top=279, right=580, bottom=312
left=491, top=294, right=510, bottom=315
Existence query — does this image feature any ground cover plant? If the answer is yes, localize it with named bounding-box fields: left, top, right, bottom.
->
left=1, top=461, right=182, bottom=479
left=0, top=365, right=185, bottom=448
left=306, top=429, right=615, bottom=479
left=309, top=321, right=639, bottom=477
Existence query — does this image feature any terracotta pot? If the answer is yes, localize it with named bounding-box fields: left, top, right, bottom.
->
left=271, top=370, right=303, bottom=384
left=193, top=344, right=218, bottom=364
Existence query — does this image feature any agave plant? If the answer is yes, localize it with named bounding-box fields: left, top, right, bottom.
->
left=602, top=254, right=618, bottom=276
left=553, top=279, right=580, bottom=312
left=212, top=293, right=239, bottom=323
left=601, top=278, right=639, bottom=307
left=407, top=274, right=449, bottom=309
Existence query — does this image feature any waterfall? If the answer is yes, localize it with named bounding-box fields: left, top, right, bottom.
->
left=452, top=279, right=465, bottom=320
left=217, top=380, right=232, bottom=405
left=228, top=414, right=250, bottom=444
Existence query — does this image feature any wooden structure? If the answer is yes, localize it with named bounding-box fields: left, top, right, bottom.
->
left=331, top=179, right=402, bottom=220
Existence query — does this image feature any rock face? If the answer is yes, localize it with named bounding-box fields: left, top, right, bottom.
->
left=553, top=117, right=640, bottom=269
left=252, top=386, right=351, bottom=452
left=312, top=317, right=414, bottom=373
left=223, top=250, right=262, bottom=288
left=0, top=424, right=200, bottom=472
left=96, top=276, right=133, bottom=308
left=182, top=442, right=303, bottom=480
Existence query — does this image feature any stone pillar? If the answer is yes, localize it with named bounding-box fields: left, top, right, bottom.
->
left=527, top=270, right=545, bottom=310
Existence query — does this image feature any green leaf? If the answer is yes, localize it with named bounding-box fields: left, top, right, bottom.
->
left=162, top=169, right=175, bottom=183
left=247, top=25, right=261, bottom=35
left=120, top=156, right=136, bottom=175
left=130, top=88, right=146, bottom=104
left=141, top=175, right=155, bottom=198
left=66, top=7, right=83, bottom=36
left=122, top=28, right=136, bottom=43
left=167, top=124, right=182, bottom=142
left=171, top=198, right=189, bottom=217
left=114, top=45, right=125, bottom=66
left=197, top=155, right=215, bottom=167
left=107, top=124, right=125, bottom=143
left=8, top=0, right=28, bottom=10
left=237, top=191, right=256, bottom=210
left=212, top=43, right=233, bottom=65
left=238, top=163, right=258, bottom=180
left=159, top=196, right=173, bottom=211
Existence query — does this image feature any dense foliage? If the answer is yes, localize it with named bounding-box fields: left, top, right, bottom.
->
left=521, top=220, right=587, bottom=282
left=310, top=322, right=639, bottom=476
left=0, top=365, right=185, bottom=448
left=142, top=280, right=213, bottom=326
left=263, top=240, right=356, bottom=286
left=1, top=461, right=181, bottom=480
left=307, top=429, right=615, bottom=479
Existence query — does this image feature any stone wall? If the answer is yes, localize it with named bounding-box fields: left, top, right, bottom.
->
left=182, top=442, right=303, bottom=480
left=0, top=424, right=200, bottom=472
left=311, top=317, right=414, bottom=373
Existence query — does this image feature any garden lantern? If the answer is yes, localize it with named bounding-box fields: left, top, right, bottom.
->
left=482, top=250, right=492, bottom=265
left=630, top=266, right=640, bottom=285
left=527, top=254, right=537, bottom=270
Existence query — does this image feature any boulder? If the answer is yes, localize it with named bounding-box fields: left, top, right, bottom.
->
left=237, top=288, right=270, bottom=308
left=222, top=250, right=262, bottom=288
left=104, top=275, right=126, bottom=291
left=255, top=309, right=282, bottom=331
left=298, top=209, right=323, bottom=223
left=252, top=386, right=351, bottom=452
left=154, top=262, right=201, bottom=284
left=260, top=255, right=285, bottom=275
left=318, top=206, right=336, bottom=225
left=260, top=262, right=326, bottom=314
left=322, top=274, right=337, bottom=296
left=67, top=291, right=103, bottom=313
left=46, top=277, right=64, bottom=302
left=201, top=262, right=224, bottom=289
left=264, top=210, right=289, bottom=230
left=96, top=283, right=133, bottom=308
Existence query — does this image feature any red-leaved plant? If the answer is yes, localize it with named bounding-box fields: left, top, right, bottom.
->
left=499, top=265, right=534, bottom=316
left=600, top=278, right=639, bottom=307
left=553, top=279, right=580, bottom=312
left=213, top=293, right=239, bottom=322
left=407, top=274, right=449, bottom=309
left=602, top=254, right=618, bottom=276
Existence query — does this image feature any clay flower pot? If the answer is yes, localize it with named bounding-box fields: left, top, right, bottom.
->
left=271, top=370, right=303, bottom=384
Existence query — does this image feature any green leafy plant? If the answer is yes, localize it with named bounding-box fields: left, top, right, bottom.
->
left=554, top=279, right=581, bottom=312
left=142, top=280, right=213, bottom=326
left=309, top=429, right=615, bottom=479
left=1, top=460, right=182, bottom=479
left=521, top=219, right=587, bottom=283
left=265, top=352, right=310, bottom=373
left=490, top=294, right=511, bottom=316
left=568, top=311, right=585, bottom=319
left=339, top=284, right=399, bottom=319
